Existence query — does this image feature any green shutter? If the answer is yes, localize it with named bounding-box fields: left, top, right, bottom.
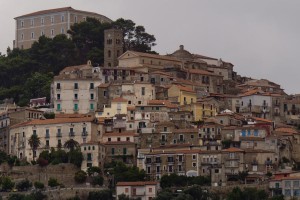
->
left=57, top=104, right=61, bottom=110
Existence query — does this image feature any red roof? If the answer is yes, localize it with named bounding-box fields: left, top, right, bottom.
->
left=116, top=181, right=158, bottom=186
left=112, top=97, right=127, bottom=103
left=222, top=147, right=244, bottom=153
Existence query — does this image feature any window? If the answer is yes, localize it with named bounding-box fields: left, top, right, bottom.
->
left=51, top=16, right=54, bottom=24
left=46, top=129, right=50, bottom=138
left=111, top=148, right=115, bottom=155
left=125, top=188, right=129, bottom=193
left=90, top=104, right=94, bottom=110
left=126, top=137, right=130, bottom=141
left=179, top=134, right=184, bottom=141
left=51, top=29, right=54, bottom=36
left=123, top=148, right=127, bottom=155
left=191, top=134, right=194, bottom=139
left=192, top=154, right=196, bottom=160
left=74, top=83, right=78, bottom=89
left=163, top=127, right=167, bottom=132
left=294, top=181, right=299, bottom=188
left=103, top=91, right=107, bottom=97
left=117, top=137, right=120, bottom=141
left=41, top=18, right=44, bottom=25
left=90, top=93, right=94, bottom=100
left=46, top=140, right=49, bottom=146
left=31, top=32, right=34, bottom=39
left=41, top=30, right=44, bottom=36
left=30, top=19, right=34, bottom=26
left=61, top=28, right=64, bottom=34
left=74, top=93, right=78, bottom=99
left=21, top=21, right=24, bottom=27
left=57, top=94, right=60, bottom=100
left=254, top=129, right=258, bottom=136
left=149, top=187, right=153, bottom=193
left=90, top=83, right=94, bottom=89
left=141, top=87, right=145, bottom=95
left=108, top=138, right=111, bottom=142
left=138, top=101, right=141, bottom=105
left=192, top=162, right=196, bottom=167
left=56, top=83, right=61, bottom=89
left=128, top=101, right=131, bottom=104
left=21, top=33, right=24, bottom=40
left=83, top=17, right=86, bottom=21
left=33, top=130, right=37, bottom=135
left=57, top=104, right=61, bottom=111
left=58, top=139, right=61, bottom=146
left=61, top=15, right=64, bottom=22
left=74, top=16, right=78, bottom=23
left=285, top=181, right=291, bottom=188
left=108, top=50, right=111, bottom=57
left=74, top=104, right=78, bottom=111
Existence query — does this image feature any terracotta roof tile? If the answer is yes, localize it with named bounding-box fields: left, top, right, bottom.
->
left=112, top=97, right=127, bottom=103
left=222, top=147, right=244, bottom=153
left=175, top=85, right=195, bottom=93
left=188, top=69, right=222, bottom=76
left=116, top=181, right=158, bottom=186
left=275, top=127, right=298, bottom=134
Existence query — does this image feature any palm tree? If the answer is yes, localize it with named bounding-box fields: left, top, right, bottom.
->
left=64, top=139, right=79, bottom=152
left=28, top=134, right=41, bottom=161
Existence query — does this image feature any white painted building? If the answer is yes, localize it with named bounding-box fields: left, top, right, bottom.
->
left=116, top=181, right=159, bottom=200
left=9, top=116, right=96, bottom=162
left=52, top=61, right=103, bottom=114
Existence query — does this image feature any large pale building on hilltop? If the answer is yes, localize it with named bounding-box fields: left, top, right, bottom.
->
left=14, top=7, right=112, bottom=49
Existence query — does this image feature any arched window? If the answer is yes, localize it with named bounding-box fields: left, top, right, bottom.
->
left=108, top=50, right=111, bottom=58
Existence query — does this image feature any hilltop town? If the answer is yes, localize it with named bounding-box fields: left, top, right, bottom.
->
left=0, top=6, right=299, bottom=200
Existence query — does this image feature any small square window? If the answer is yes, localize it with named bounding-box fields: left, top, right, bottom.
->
left=192, top=162, right=196, bottom=167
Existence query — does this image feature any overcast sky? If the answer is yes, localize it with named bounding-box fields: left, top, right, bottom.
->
left=0, top=0, right=299, bottom=94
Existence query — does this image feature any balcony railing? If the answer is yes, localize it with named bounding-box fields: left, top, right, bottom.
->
left=82, top=132, right=88, bottom=137
left=69, top=132, right=75, bottom=137
left=224, top=154, right=240, bottom=160
left=56, top=133, right=62, bottom=137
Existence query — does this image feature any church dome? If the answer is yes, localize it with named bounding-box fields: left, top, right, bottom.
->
left=171, top=45, right=193, bottom=59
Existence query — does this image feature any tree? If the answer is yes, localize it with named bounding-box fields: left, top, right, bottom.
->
left=88, top=190, right=113, bottom=200
left=112, top=18, right=156, bottom=53
left=87, top=166, right=101, bottom=176
left=112, top=162, right=146, bottom=182
left=74, top=170, right=87, bottom=184
left=64, top=139, right=80, bottom=152
left=16, top=179, right=32, bottom=191
left=184, top=185, right=209, bottom=200
left=91, top=176, right=104, bottom=186
left=34, top=181, right=44, bottom=189
left=68, top=149, right=83, bottom=167
left=1, top=176, right=15, bottom=191
left=48, top=178, right=59, bottom=187
left=154, top=189, right=174, bottom=200
left=28, top=134, right=41, bottom=161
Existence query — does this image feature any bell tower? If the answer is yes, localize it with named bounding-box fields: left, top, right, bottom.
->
left=104, top=28, right=123, bottom=67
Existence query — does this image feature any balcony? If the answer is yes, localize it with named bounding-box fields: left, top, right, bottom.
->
left=224, top=154, right=240, bottom=160
left=177, top=139, right=185, bottom=143
left=167, top=158, right=175, bottom=163
left=56, top=133, right=62, bottom=137
left=45, top=134, right=50, bottom=138
left=69, top=132, right=75, bottom=137
left=82, top=132, right=88, bottom=137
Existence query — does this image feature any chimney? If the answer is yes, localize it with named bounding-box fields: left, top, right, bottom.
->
left=179, top=45, right=184, bottom=50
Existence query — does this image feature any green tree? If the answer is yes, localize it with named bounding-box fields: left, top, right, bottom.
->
left=28, top=134, right=41, bottom=161
left=74, top=170, right=87, bottom=184
left=112, top=18, right=156, bottom=53
left=113, top=162, right=146, bottom=182
left=1, top=176, right=15, bottom=191
left=91, top=176, right=104, bottom=186
left=154, top=189, right=174, bottom=200
left=68, top=149, right=83, bottom=167
left=64, top=139, right=80, bottom=152
left=184, top=185, right=209, bottom=200
left=88, top=190, right=113, bottom=200
left=34, top=181, right=44, bottom=189
left=48, top=178, right=59, bottom=187
left=16, top=179, right=32, bottom=191
left=87, top=166, right=101, bottom=176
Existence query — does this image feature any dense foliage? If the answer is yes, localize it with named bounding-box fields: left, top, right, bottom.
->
left=38, top=147, right=83, bottom=167
left=74, top=170, right=87, bottom=183
left=226, top=187, right=268, bottom=200
left=0, top=17, right=156, bottom=106
left=160, top=174, right=211, bottom=189
left=154, top=186, right=210, bottom=200
left=8, top=191, right=47, bottom=200
left=88, top=190, right=113, bottom=200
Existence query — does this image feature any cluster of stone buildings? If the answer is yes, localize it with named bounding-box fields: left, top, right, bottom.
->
left=4, top=6, right=300, bottom=199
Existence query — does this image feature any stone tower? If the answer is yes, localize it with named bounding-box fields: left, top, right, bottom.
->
left=104, top=29, right=123, bottom=67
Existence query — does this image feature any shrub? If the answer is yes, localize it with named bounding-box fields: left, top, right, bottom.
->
left=74, top=170, right=87, bottom=184
left=34, top=181, right=45, bottom=189
left=48, top=178, right=59, bottom=187
left=91, top=176, right=104, bottom=186
left=1, top=177, right=15, bottom=191
left=16, top=179, right=32, bottom=191
left=87, top=166, right=101, bottom=176
left=37, top=157, right=49, bottom=167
